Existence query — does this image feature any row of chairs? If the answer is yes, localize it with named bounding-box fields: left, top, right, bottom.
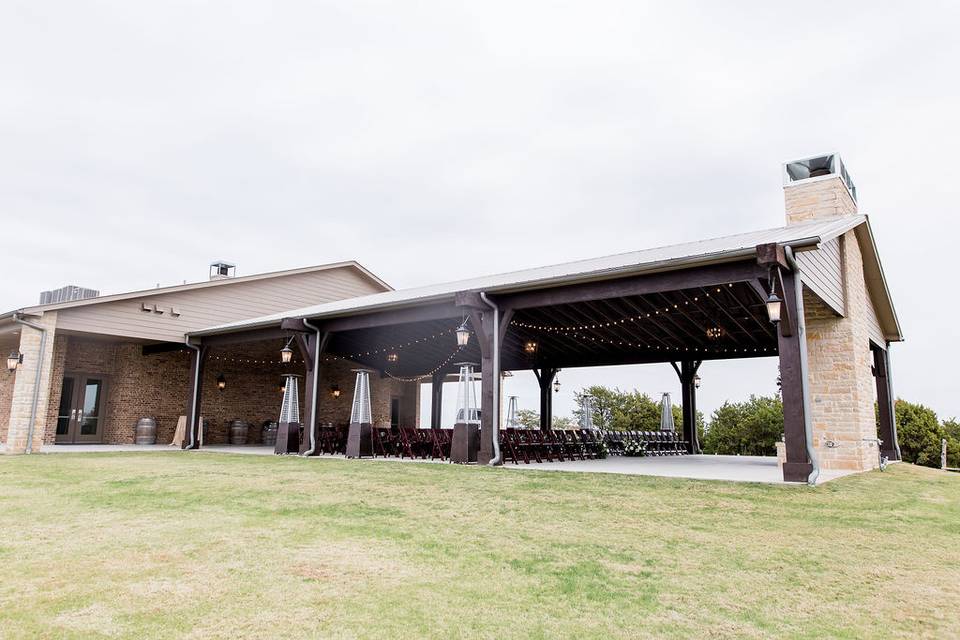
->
left=372, top=426, right=451, bottom=460
left=603, top=430, right=689, bottom=456
left=500, top=428, right=605, bottom=464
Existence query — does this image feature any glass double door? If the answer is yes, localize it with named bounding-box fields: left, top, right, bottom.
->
left=55, top=374, right=107, bottom=444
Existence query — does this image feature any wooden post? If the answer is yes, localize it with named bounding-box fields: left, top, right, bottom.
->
left=535, top=368, right=556, bottom=430
left=298, top=331, right=329, bottom=456
left=430, top=372, right=444, bottom=429
left=943, top=439, right=948, bottom=471
left=872, top=345, right=901, bottom=461
left=777, top=269, right=813, bottom=482
left=182, top=343, right=208, bottom=450
left=675, top=360, right=701, bottom=454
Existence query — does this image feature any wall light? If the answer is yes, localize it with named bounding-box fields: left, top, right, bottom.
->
left=6, top=350, right=23, bottom=373
left=216, top=373, right=226, bottom=391
left=766, top=292, right=783, bottom=325
left=331, top=385, right=341, bottom=398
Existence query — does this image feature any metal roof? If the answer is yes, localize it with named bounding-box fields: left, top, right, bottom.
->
left=0, top=260, right=392, bottom=321
left=193, top=215, right=879, bottom=337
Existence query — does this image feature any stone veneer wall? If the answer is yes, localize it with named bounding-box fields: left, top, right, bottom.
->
left=34, top=336, right=420, bottom=447
left=784, top=176, right=857, bottom=224
left=803, top=231, right=880, bottom=471
left=3, top=312, right=58, bottom=452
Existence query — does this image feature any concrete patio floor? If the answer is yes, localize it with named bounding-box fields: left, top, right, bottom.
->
left=19, top=445, right=856, bottom=484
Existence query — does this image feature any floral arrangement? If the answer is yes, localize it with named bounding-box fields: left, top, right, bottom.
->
left=623, top=440, right=646, bottom=457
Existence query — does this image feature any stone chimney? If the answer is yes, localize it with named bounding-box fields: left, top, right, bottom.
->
left=782, top=153, right=857, bottom=225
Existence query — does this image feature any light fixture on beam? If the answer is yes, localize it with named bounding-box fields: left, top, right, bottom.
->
left=455, top=320, right=471, bottom=347
left=766, top=292, right=783, bottom=325
left=6, top=350, right=23, bottom=373
left=386, top=352, right=399, bottom=363
left=524, top=340, right=538, bottom=354
left=280, top=337, right=295, bottom=364
left=705, top=326, right=723, bottom=340
left=693, top=373, right=701, bottom=389
left=331, top=385, right=341, bottom=398
left=216, top=373, right=226, bottom=391
left=553, top=375, right=561, bottom=393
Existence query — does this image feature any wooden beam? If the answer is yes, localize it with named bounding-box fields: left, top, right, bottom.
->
left=756, top=242, right=788, bottom=268
left=500, top=261, right=766, bottom=310
left=873, top=345, right=901, bottom=461
left=322, top=302, right=462, bottom=333
left=182, top=344, right=209, bottom=450
left=778, top=269, right=812, bottom=482
left=200, top=327, right=288, bottom=347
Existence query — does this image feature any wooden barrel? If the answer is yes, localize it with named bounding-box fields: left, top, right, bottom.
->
left=228, top=420, right=249, bottom=445
left=261, top=422, right=278, bottom=447
left=135, top=417, right=157, bottom=445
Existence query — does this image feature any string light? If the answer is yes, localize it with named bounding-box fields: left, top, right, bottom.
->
left=382, top=345, right=466, bottom=383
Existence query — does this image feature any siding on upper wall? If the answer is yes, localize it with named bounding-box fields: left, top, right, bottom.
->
left=864, top=290, right=886, bottom=349
left=54, top=267, right=386, bottom=342
left=798, top=237, right=845, bottom=315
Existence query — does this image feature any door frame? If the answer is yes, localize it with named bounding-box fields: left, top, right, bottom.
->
left=55, top=371, right=110, bottom=444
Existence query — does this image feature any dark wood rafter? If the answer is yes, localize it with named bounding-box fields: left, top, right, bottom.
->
left=672, top=360, right=702, bottom=454
left=777, top=267, right=813, bottom=483
left=533, top=367, right=557, bottom=430
left=721, top=283, right=777, bottom=341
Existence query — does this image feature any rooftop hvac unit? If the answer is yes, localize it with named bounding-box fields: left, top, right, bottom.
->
left=39, top=286, right=99, bottom=305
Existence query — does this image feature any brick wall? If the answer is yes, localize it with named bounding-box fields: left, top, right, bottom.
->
left=30, top=336, right=421, bottom=447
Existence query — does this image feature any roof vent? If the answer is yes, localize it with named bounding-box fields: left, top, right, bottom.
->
left=39, top=285, right=99, bottom=305
left=209, top=261, right=236, bottom=281
left=783, top=152, right=857, bottom=203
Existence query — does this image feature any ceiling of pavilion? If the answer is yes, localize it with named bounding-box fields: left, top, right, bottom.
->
left=326, top=281, right=778, bottom=379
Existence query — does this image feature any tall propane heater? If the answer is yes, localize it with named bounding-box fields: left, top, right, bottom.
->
left=451, top=362, right=480, bottom=463
left=275, top=374, right=302, bottom=454
left=346, top=369, right=374, bottom=458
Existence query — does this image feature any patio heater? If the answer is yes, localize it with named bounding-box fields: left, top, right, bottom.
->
left=580, top=395, right=596, bottom=430
left=345, top=369, right=374, bottom=458
left=275, top=374, right=302, bottom=454
left=659, top=392, right=676, bottom=432
left=451, top=362, right=480, bottom=463
left=505, top=395, right=519, bottom=429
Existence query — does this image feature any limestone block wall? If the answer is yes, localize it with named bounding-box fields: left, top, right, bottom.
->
left=785, top=176, right=857, bottom=224
left=3, top=312, right=58, bottom=453
left=0, top=362, right=16, bottom=443
left=804, top=231, right=879, bottom=471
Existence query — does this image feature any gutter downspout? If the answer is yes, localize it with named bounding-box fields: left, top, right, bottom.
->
left=301, top=319, right=323, bottom=457
left=479, top=292, right=502, bottom=466
left=784, top=246, right=820, bottom=486
left=11, top=313, right=47, bottom=454
left=184, top=338, right=201, bottom=450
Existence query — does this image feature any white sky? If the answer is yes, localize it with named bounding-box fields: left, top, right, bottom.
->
left=2, top=2, right=959, bottom=422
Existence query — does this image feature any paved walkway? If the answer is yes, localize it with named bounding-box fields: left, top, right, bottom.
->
left=16, top=444, right=854, bottom=484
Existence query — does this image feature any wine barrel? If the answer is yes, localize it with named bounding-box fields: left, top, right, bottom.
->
left=261, top=422, right=278, bottom=447
left=135, top=417, right=157, bottom=445
left=228, top=420, right=249, bottom=445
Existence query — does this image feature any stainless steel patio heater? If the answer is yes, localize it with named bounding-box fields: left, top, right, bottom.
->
left=275, top=374, right=302, bottom=454
left=505, top=395, right=519, bottom=429
left=659, top=392, right=675, bottom=432
left=451, top=362, right=480, bottom=463
left=346, top=369, right=374, bottom=458
left=580, top=395, right=596, bottom=430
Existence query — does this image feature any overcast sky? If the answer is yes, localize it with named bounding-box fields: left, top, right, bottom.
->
left=2, top=2, right=959, bottom=423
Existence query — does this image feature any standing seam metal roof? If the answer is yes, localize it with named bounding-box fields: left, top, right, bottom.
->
left=192, top=216, right=872, bottom=337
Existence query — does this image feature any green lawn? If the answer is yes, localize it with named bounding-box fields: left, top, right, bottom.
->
left=1, top=454, right=958, bottom=639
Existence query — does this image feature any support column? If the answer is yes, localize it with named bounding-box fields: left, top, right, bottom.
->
left=430, top=372, right=444, bottom=429
left=5, top=312, right=57, bottom=453
left=535, top=368, right=556, bottom=430
left=298, top=331, right=328, bottom=456
left=873, top=344, right=901, bottom=461
left=183, top=342, right=208, bottom=450
left=674, top=360, right=701, bottom=454
left=778, top=269, right=813, bottom=482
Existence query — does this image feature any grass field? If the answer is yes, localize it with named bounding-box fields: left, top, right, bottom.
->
left=0, top=453, right=958, bottom=639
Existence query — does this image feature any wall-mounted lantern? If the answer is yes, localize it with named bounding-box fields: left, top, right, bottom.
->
left=553, top=375, right=561, bottom=393
left=456, top=320, right=471, bottom=347
left=331, top=385, right=341, bottom=398
left=216, top=373, right=226, bottom=391
left=6, top=350, right=23, bottom=373
left=694, top=373, right=701, bottom=389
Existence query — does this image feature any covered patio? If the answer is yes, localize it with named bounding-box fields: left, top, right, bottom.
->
left=172, top=217, right=903, bottom=484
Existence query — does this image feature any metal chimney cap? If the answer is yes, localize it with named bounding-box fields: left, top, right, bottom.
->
left=782, top=152, right=857, bottom=202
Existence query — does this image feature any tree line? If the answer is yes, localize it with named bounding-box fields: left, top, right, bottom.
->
left=517, top=385, right=957, bottom=468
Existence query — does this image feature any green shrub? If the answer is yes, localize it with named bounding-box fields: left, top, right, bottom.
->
left=701, top=395, right=783, bottom=456
left=894, top=399, right=944, bottom=468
